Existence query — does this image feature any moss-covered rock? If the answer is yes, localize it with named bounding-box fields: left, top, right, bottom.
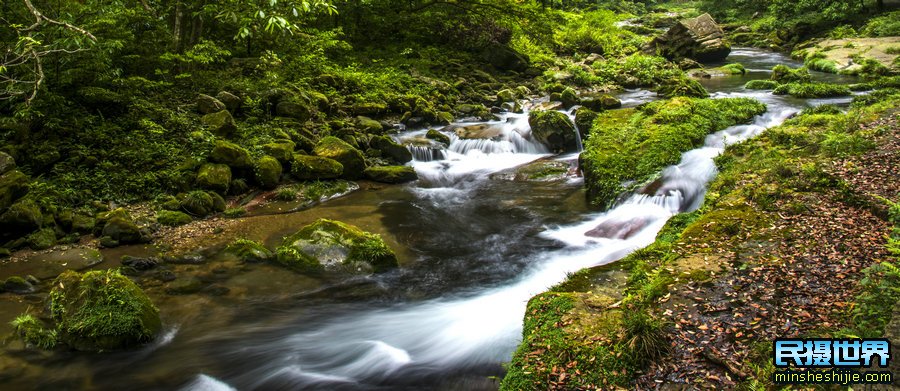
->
left=216, top=91, right=242, bottom=112
left=196, top=93, right=225, bottom=114
left=255, top=156, right=282, bottom=189
left=101, top=216, right=146, bottom=246
left=27, top=228, right=56, bottom=250
left=50, top=269, right=161, bottom=351
left=313, top=136, right=367, bottom=180
left=363, top=166, right=418, bottom=184
left=277, top=219, right=398, bottom=274
left=560, top=87, right=580, bottom=108
left=0, top=169, right=30, bottom=211
left=580, top=94, right=622, bottom=111
left=773, top=82, right=852, bottom=98
left=71, top=214, right=95, bottom=234
left=223, top=239, right=273, bottom=263
left=529, top=110, right=578, bottom=153
left=496, top=88, right=517, bottom=103
left=291, top=154, right=343, bottom=180
left=581, top=97, right=766, bottom=208
left=156, top=210, right=192, bottom=226
left=745, top=79, right=779, bottom=90
left=262, top=141, right=296, bottom=164
left=275, top=100, right=311, bottom=121
left=210, top=140, right=252, bottom=169
left=180, top=190, right=216, bottom=216
left=657, top=77, right=708, bottom=98
left=3, top=276, right=35, bottom=294
left=356, top=116, right=383, bottom=133
left=574, top=107, right=599, bottom=140
left=201, top=110, right=237, bottom=137
left=771, top=65, right=812, bottom=84
left=196, top=163, right=231, bottom=194
left=274, top=246, right=323, bottom=274
left=0, top=199, right=42, bottom=236
left=425, top=129, right=451, bottom=146
left=370, top=136, right=413, bottom=164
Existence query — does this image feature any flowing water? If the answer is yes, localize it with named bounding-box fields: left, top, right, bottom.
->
left=0, top=48, right=862, bottom=390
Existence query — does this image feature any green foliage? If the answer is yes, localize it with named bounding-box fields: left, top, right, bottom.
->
left=553, top=10, right=643, bottom=56
left=860, top=11, right=900, bottom=37
left=744, top=79, right=778, bottom=90
left=851, top=261, right=900, bottom=337
left=773, top=82, right=851, bottom=98
left=11, top=314, right=58, bottom=349
left=594, top=54, right=683, bottom=88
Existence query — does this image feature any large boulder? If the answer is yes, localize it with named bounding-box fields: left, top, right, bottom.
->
left=254, top=156, right=282, bottom=189
left=481, top=44, right=529, bottom=72
left=216, top=91, right=242, bottom=113
left=196, top=94, right=225, bottom=114
left=201, top=110, right=237, bottom=137
left=276, top=219, right=399, bottom=274
left=210, top=140, right=253, bottom=169
left=369, top=136, right=413, bottom=164
left=364, top=166, right=418, bottom=184
left=196, top=163, right=232, bottom=194
left=528, top=110, right=578, bottom=153
left=179, top=191, right=216, bottom=216
left=50, top=270, right=161, bottom=351
left=0, top=199, right=42, bottom=236
left=0, top=169, right=29, bottom=211
left=262, top=141, right=296, bottom=164
left=645, top=13, right=731, bottom=63
left=313, top=137, right=367, bottom=180
left=101, top=216, right=147, bottom=246
left=291, top=154, right=343, bottom=180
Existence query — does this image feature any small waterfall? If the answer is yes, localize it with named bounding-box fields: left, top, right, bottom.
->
left=407, top=144, right=448, bottom=162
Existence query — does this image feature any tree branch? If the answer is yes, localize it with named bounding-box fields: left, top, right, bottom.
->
left=22, top=0, right=97, bottom=41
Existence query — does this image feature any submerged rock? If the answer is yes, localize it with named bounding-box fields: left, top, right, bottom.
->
left=50, top=269, right=161, bottom=351
left=646, top=13, right=730, bottom=63
left=223, top=239, right=273, bottom=263
left=364, top=166, right=418, bottom=184
left=276, top=219, right=399, bottom=275
left=528, top=110, right=578, bottom=153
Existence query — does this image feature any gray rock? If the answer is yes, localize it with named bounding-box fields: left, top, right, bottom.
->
left=645, top=13, right=731, bottom=63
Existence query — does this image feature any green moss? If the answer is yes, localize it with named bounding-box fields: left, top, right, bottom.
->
left=291, top=154, right=343, bottom=180
left=196, top=163, right=232, bottom=194
left=773, top=82, right=851, bottom=98
left=254, top=156, right=283, bottom=189
left=27, top=228, right=57, bottom=250
left=363, top=166, right=418, bottom=184
left=771, top=65, right=812, bottom=84
left=0, top=199, right=42, bottom=235
left=274, top=246, right=324, bottom=274
left=262, top=141, right=296, bottom=164
left=313, top=136, right=366, bottom=180
left=582, top=97, right=767, bottom=208
left=720, top=62, right=746, bottom=75
left=224, top=238, right=273, bottom=263
left=223, top=207, right=246, bottom=218
left=50, top=269, right=160, bottom=351
left=180, top=190, right=215, bottom=216
left=156, top=210, right=192, bottom=226
left=425, top=129, right=451, bottom=146
left=11, top=314, right=58, bottom=349
left=656, top=76, right=708, bottom=98
left=0, top=169, right=30, bottom=211
left=278, top=218, right=398, bottom=274
left=744, top=79, right=778, bottom=90
left=369, top=135, right=413, bottom=164
left=529, top=110, right=578, bottom=153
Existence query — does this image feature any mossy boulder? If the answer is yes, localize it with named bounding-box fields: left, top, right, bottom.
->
left=646, top=13, right=731, bottom=63
left=773, top=82, right=851, bottom=98
left=657, top=77, right=709, bottom=98
left=223, top=239, right=273, bottom=263
left=210, top=140, right=253, bottom=169
left=0, top=169, right=30, bottom=211
left=370, top=136, right=413, bottom=164
left=745, top=79, right=779, bottom=90
left=101, top=216, right=147, bottom=246
left=426, top=129, right=451, bottom=146
left=262, top=141, right=296, bottom=164
left=0, top=199, right=42, bottom=236
left=3, top=276, right=35, bottom=294
left=580, top=94, right=621, bottom=111
left=254, top=156, right=282, bottom=189
left=529, top=110, right=578, bottom=153
left=481, top=44, right=529, bottom=72
left=364, top=166, right=419, bottom=184
left=275, top=100, right=311, bottom=121
left=771, top=65, right=812, bottom=84
left=196, top=94, right=225, bottom=114
left=356, top=116, right=383, bottom=133
left=574, top=108, right=599, bottom=140
left=27, top=228, right=56, bottom=250
left=291, top=154, right=343, bottom=180
left=216, top=91, right=242, bottom=113
left=277, top=219, right=398, bottom=274
left=201, top=110, right=237, bottom=137
left=180, top=191, right=216, bottom=216
left=50, top=270, right=161, bottom=351
left=560, top=87, right=580, bottom=108
left=71, top=214, right=95, bottom=234
left=156, top=210, right=192, bottom=227
left=196, top=163, right=231, bottom=194
left=497, top=89, right=517, bottom=103
left=313, top=136, right=367, bottom=180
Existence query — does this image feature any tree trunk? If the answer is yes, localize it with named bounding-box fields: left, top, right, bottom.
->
left=173, top=1, right=183, bottom=52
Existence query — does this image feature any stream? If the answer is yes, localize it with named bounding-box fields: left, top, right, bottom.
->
left=0, top=48, right=861, bottom=390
